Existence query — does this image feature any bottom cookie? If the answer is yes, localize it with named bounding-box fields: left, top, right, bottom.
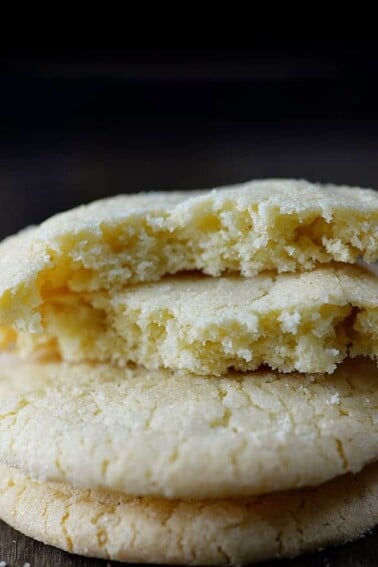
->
left=0, top=462, right=377, bottom=565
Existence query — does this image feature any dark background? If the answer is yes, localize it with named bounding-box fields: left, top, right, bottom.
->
left=1, top=43, right=378, bottom=240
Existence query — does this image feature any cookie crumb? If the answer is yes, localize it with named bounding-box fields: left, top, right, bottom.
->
left=327, top=393, right=340, bottom=405
left=0, top=560, right=7, bottom=567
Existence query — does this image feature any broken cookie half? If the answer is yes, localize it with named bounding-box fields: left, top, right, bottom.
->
left=2, top=263, right=377, bottom=375
left=0, top=179, right=377, bottom=333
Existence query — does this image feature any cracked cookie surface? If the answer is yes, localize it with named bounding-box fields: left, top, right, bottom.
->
left=0, top=355, right=377, bottom=499
left=0, top=461, right=377, bottom=564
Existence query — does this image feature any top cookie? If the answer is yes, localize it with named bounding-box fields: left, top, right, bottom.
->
left=0, top=179, right=377, bottom=331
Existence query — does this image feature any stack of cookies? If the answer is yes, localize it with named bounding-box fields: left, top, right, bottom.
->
left=0, top=178, right=377, bottom=564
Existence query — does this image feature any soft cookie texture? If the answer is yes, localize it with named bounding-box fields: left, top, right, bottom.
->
left=0, top=355, right=377, bottom=499
left=0, top=179, right=377, bottom=334
left=8, top=264, right=378, bottom=374
left=0, top=461, right=377, bottom=564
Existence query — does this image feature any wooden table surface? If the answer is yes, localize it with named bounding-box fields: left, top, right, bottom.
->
left=0, top=520, right=376, bottom=567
